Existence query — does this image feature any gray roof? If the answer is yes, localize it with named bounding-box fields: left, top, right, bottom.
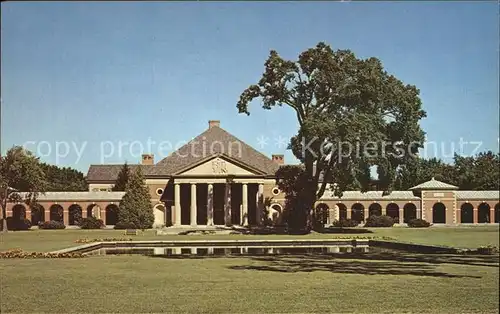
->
left=20, top=191, right=125, bottom=201
left=456, top=191, right=500, bottom=201
left=320, top=190, right=420, bottom=201
left=409, top=177, right=458, bottom=190
left=87, top=125, right=280, bottom=182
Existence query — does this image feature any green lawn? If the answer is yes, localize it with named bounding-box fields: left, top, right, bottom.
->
left=1, top=226, right=499, bottom=313
left=1, top=251, right=498, bottom=313
left=0, top=226, right=498, bottom=252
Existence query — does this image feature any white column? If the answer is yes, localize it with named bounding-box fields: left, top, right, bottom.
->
left=190, top=183, right=197, bottom=226
left=399, top=208, right=404, bottom=224
left=224, top=183, right=232, bottom=226
left=174, top=184, right=181, bottom=226
left=207, top=184, right=214, bottom=226
left=242, top=183, right=248, bottom=226
left=256, top=184, right=264, bottom=225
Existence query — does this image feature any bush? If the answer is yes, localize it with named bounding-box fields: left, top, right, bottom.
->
left=364, top=215, right=395, bottom=227
left=6, top=218, right=32, bottom=231
left=407, top=218, right=431, bottom=228
left=114, top=221, right=137, bottom=229
left=38, top=221, right=66, bottom=229
left=332, top=219, right=359, bottom=228
left=79, top=216, right=104, bottom=229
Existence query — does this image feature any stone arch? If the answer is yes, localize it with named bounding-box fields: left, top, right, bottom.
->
left=386, top=203, right=400, bottom=222
left=49, top=204, right=64, bottom=223
left=153, top=203, right=166, bottom=227
left=315, top=203, right=329, bottom=225
left=403, top=203, right=417, bottom=223
left=337, top=203, right=347, bottom=220
left=105, top=204, right=119, bottom=225
left=432, top=202, right=446, bottom=224
left=68, top=204, right=82, bottom=226
left=31, top=204, right=45, bottom=225
left=351, top=203, right=364, bottom=223
left=12, top=204, right=26, bottom=222
left=478, top=203, right=490, bottom=223
left=495, top=203, right=500, bottom=223
left=460, top=203, right=474, bottom=224
left=86, top=204, right=101, bottom=219
left=368, top=203, right=382, bottom=217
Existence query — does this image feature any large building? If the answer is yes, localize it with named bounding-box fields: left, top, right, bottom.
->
left=4, top=120, right=500, bottom=227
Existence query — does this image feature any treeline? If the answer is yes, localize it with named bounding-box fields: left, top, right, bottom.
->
left=40, top=163, right=88, bottom=191
left=394, top=151, right=500, bottom=191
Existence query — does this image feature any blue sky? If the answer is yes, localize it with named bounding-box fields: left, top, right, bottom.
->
left=1, top=1, right=498, bottom=173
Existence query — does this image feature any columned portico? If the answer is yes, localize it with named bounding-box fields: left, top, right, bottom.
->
left=171, top=179, right=265, bottom=227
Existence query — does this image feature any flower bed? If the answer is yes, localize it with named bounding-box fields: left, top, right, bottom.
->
left=75, top=238, right=133, bottom=244
left=0, top=249, right=84, bottom=259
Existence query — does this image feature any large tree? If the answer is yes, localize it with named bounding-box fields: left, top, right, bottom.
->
left=237, top=42, right=426, bottom=228
left=117, top=167, right=154, bottom=229
left=0, top=146, right=47, bottom=232
left=112, top=163, right=131, bottom=191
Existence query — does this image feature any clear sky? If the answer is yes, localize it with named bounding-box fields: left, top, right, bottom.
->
left=1, top=1, right=499, bottom=173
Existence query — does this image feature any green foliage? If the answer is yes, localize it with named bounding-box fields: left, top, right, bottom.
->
left=38, top=221, right=66, bottom=229
left=395, top=151, right=500, bottom=190
left=0, top=146, right=48, bottom=232
left=112, top=163, right=130, bottom=191
left=275, top=165, right=314, bottom=230
left=237, top=42, right=426, bottom=228
left=117, top=168, right=154, bottom=229
left=407, top=218, right=430, bottom=228
left=332, top=219, right=359, bottom=228
left=364, top=215, right=395, bottom=227
left=4, top=217, right=31, bottom=231
left=79, top=217, right=104, bottom=229
left=40, top=163, right=87, bottom=191
left=454, top=151, right=500, bottom=190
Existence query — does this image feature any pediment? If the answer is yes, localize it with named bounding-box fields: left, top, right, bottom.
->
left=177, top=156, right=261, bottom=176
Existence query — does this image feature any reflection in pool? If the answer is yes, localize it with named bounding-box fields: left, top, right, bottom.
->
left=85, top=245, right=373, bottom=257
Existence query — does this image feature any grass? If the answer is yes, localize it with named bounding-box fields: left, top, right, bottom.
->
left=1, top=226, right=498, bottom=313
left=0, top=226, right=498, bottom=252
left=1, top=251, right=498, bottom=313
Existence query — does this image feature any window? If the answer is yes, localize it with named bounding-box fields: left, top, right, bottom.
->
left=156, top=188, right=164, bottom=196
left=272, top=187, right=280, bottom=196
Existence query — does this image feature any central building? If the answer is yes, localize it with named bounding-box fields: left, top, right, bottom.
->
left=87, top=120, right=286, bottom=227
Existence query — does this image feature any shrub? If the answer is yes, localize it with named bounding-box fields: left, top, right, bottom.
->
left=6, top=218, right=32, bottom=231
left=114, top=221, right=137, bottom=229
left=476, top=246, right=499, bottom=255
left=364, top=215, right=395, bottom=227
left=407, top=218, right=431, bottom=228
left=79, top=216, right=104, bottom=229
left=38, top=221, right=66, bottom=229
left=332, top=219, right=359, bottom=228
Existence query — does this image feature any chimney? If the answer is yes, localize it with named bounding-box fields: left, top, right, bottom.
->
left=208, top=120, right=220, bottom=129
left=141, top=154, right=154, bottom=165
left=272, top=154, right=284, bottom=165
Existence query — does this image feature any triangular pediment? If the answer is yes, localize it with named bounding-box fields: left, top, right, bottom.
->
left=177, top=155, right=263, bottom=176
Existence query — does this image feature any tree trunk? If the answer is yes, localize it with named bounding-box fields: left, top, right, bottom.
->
left=304, top=152, right=317, bottom=231
left=1, top=204, right=7, bottom=233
